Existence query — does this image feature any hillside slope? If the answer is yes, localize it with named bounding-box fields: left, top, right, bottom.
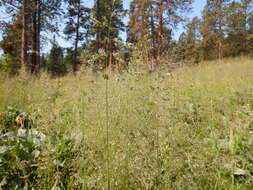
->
left=0, top=57, right=253, bottom=189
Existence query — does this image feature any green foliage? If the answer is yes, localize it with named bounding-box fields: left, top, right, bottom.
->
left=47, top=43, right=67, bottom=77
left=0, top=107, right=42, bottom=189
left=36, top=132, right=87, bottom=189
left=64, top=0, right=91, bottom=73
left=90, top=0, right=126, bottom=54
left=174, top=32, right=187, bottom=62
left=0, top=132, right=38, bottom=189
left=128, top=0, right=193, bottom=63
left=79, top=39, right=132, bottom=71
left=0, top=54, right=20, bottom=76
left=2, top=0, right=253, bottom=75
left=0, top=107, right=24, bottom=129
left=224, top=1, right=247, bottom=56
left=64, top=0, right=90, bottom=43
left=0, top=17, right=21, bottom=58
left=173, top=17, right=202, bottom=63
left=0, top=106, right=86, bottom=189
left=79, top=48, right=107, bottom=70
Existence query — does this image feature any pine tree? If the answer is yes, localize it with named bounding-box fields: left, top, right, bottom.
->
left=0, top=20, right=21, bottom=75
left=31, top=0, right=62, bottom=73
left=224, top=1, right=247, bottom=56
left=156, top=0, right=193, bottom=59
left=175, top=32, right=187, bottom=62
left=0, top=0, right=62, bottom=73
left=128, top=0, right=193, bottom=67
left=128, top=0, right=151, bottom=62
left=185, top=17, right=201, bottom=63
left=31, top=0, right=38, bottom=73
left=0, top=11, right=22, bottom=58
left=64, top=0, right=90, bottom=73
left=241, top=0, right=253, bottom=53
left=200, top=0, right=231, bottom=60
left=21, top=0, right=28, bottom=68
left=0, top=0, right=29, bottom=69
left=90, top=0, right=126, bottom=69
left=47, top=38, right=67, bottom=77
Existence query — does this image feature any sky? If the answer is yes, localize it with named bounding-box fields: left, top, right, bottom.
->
left=0, top=0, right=206, bottom=56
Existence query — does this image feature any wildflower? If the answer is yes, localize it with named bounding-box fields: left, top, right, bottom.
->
left=0, top=112, right=5, bottom=116
left=70, top=176, right=75, bottom=181
left=53, top=109, right=60, bottom=116
left=15, top=114, right=25, bottom=127
left=36, top=157, right=44, bottom=161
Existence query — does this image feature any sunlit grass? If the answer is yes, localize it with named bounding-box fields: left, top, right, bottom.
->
left=0, top=57, right=253, bottom=189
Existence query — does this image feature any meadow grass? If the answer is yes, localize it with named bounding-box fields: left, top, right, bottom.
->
left=0, top=57, right=253, bottom=189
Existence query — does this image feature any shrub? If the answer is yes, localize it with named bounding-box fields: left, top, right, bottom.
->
left=0, top=54, right=20, bottom=76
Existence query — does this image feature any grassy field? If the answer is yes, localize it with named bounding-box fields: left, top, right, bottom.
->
left=1, top=57, right=253, bottom=189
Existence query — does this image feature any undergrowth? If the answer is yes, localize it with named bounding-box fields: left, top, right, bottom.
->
left=0, top=57, right=253, bottom=189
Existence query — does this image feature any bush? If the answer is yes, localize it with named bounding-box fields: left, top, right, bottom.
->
left=37, top=135, right=85, bottom=189
left=0, top=107, right=44, bottom=189
left=0, top=131, right=40, bottom=189
left=0, top=54, right=20, bottom=76
left=0, top=106, right=85, bottom=189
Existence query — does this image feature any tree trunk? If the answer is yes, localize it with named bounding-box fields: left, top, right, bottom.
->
left=31, top=0, right=38, bottom=73
left=73, top=0, right=81, bottom=73
left=96, top=0, right=101, bottom=53
left=37, top=0, right=41, bottom=70
left=217, top=0, right=222, bottom=61
left=109, top=52, right=112, bottom=69
left=150, top=4, right=156, bottom=71
left=158, top=0, right=164, bottom=60
left=21, top=0, right=28, bottom=69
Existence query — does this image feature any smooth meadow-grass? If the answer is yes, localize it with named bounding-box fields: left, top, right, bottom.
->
left=0, top=57, right=253, bottom=189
